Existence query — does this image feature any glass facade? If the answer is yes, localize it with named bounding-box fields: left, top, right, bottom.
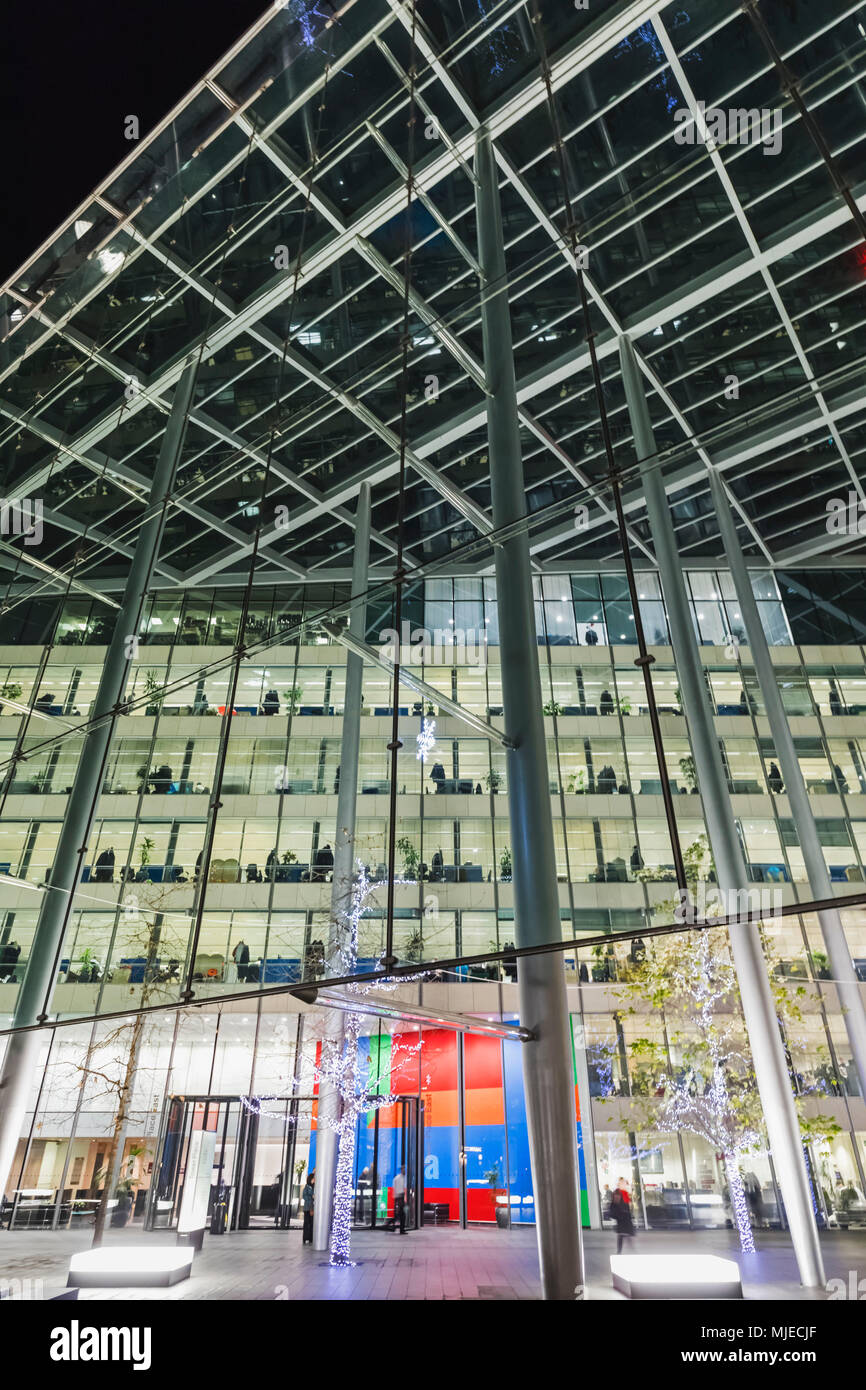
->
left=2, top=575, right=865, bottom=1235
left=1, top=0, right=866, bottom=1283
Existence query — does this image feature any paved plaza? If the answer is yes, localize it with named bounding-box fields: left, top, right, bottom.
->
left=1, top=1226, right=864, bottom=1302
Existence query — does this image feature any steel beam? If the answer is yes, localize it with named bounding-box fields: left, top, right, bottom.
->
left=313, top=484, right=371, bottom=1251
left=0, top=362, right=199, bottom=1209
left=619, top=332, right=824, bottom=1288
left=474, top=127, right=583, bottom=1301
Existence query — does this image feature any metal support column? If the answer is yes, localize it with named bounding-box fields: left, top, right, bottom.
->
left=571, top=1013, right=603, bottom=1229
left=707, top=464, right=866, bottom=1095
left=0, top=363, right=198, bottom=1205
left=475, top=127, right=583, bottom=1301
left=619, top=334, right=824, bottom=1287
left=313, top=485, right=371, bottom=1250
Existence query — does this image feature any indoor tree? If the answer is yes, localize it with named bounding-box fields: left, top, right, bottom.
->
left=55, top=882, right=187, bottom=1246
left=608, top=923, right=840, bottom=1252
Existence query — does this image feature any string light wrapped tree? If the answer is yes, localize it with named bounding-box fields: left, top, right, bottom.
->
left=313, top=863, right=425, bottom=1268
left=613, top=842, right=840, bottom=1251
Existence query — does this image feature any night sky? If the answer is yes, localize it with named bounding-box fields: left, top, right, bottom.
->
left=1, top=0, right=267, bottom=281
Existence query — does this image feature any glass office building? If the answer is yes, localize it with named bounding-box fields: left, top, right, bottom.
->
left=1, top=0, right=865, bottom=1290
left=0, top=575, right=865, bottom=1235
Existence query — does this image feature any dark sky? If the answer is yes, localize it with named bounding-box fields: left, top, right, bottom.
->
left=0, top=0, right=268, bottom=282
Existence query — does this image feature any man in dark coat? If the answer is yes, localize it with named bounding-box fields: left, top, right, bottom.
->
left=94, top=847, right=115, bottom=883
left=312, top=844, right=334, bottom=882
left=233, top=940, right=250, bottom=982
left=301, top=1174, right=315, bottom=1245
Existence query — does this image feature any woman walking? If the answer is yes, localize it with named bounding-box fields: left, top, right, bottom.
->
left=610, top=1176, right=635, bottom=1254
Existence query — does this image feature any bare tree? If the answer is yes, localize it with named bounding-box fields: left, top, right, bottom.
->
left=57, top=881, right=187, bottom=1246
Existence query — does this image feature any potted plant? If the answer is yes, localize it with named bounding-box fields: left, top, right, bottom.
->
left=543, top=699, right=563, bottom=716
left=499, top=846, right=512, bottom=881
left=425, top=702, right=436, bottom=716
left=679, top=754, right=699, bottom=793
left=138, top=836, right=155, bottom=868
left=0, top=681, right=22, bottom=714
left=107, top=1145, right=145, bottom=1227
left=143, top=670, right=162, bottom=716
left=810, top=950, right=832, bottom=981
left=485, top=769, right=501, bottom=795
left=283, top=686, right=303, bottom=714
left=404, top=927, right=425, bottom=963
left=396, top=836, right=420, bottom=880
left=292, top=1157, right=307, bottom=1214
left=484, top=1166, right=509, bottom=1227
left=673, top=685, right=684, bottom=715
left=281, top=850, right=297, bottom=865
left=73, top=946, right=100, bottom=983
left=591, top=943, right=607, bottom=982
left=618, top=696, right=632, bottom=717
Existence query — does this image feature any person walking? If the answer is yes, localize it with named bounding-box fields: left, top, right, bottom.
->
left=302, top=1172, right=315, bottom=1245
left=232, top=939, right=250, bottom=982
left=610, top=1176, right=635, bottom=1254
left=392, top=1165, right=407, bottom=1234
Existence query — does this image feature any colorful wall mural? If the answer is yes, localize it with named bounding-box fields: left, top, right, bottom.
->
left=311, top=1026, right=590, bottom=1225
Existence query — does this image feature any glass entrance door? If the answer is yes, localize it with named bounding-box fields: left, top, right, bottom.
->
left=353, top=1097, right=423, bottom=1230
left=147, top=1096, right=238, bottom=1233
left=147, top=1094, right=315, bottom=1232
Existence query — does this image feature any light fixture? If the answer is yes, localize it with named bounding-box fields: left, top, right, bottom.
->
left=68, top=1247, right=194, bottom=1288
left=610, top=1253, right=742, bottom=1300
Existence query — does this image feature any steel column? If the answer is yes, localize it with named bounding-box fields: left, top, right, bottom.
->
left=707, top=464, right=866, bottom=1096
left=571, top=1013, right=603, bottom=1229
left=313, top=485, right=371, bottom=1250
left=0, top=363, right=198, bottom=1206
left=619, top=334, right=824, bottom=1287
left=475, top=127, right=583, bottom=1301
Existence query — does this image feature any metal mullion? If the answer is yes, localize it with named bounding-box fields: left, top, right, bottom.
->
left=0, top=0, right=291, bottom=295
left=7, top=7, right=680, bottom=485
left=654, top=13, right=866, bottom=513
left=509, top=6, right=862, bottom=244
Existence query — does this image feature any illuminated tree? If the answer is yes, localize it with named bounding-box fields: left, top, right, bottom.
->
left=610, top=922, right=840, bottom=1252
